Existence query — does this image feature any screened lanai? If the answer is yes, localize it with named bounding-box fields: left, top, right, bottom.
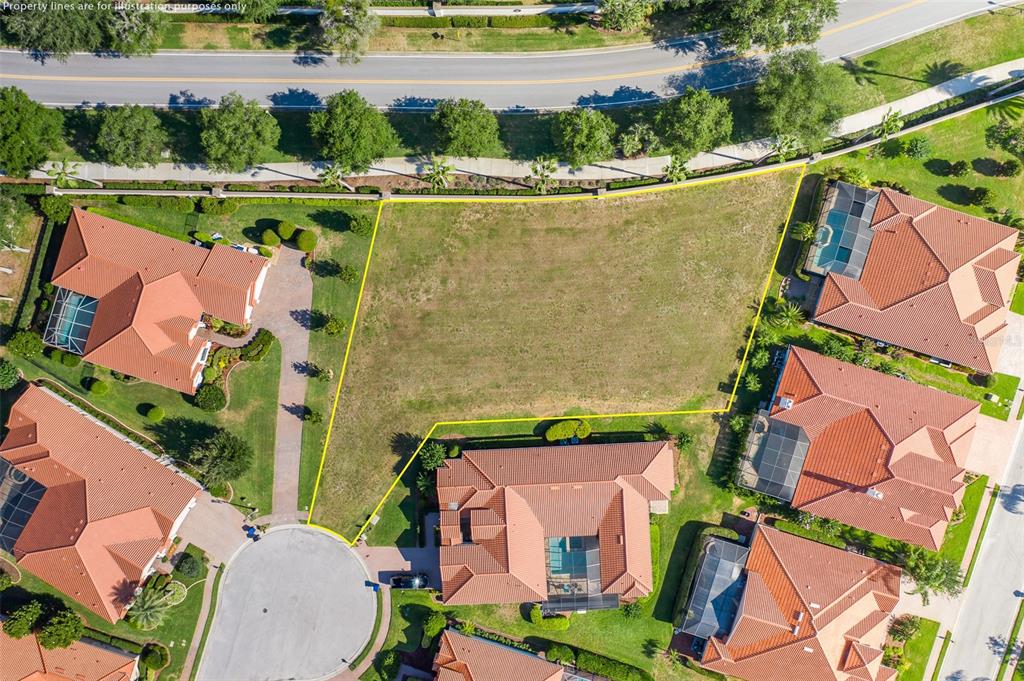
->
left=43, top=287, right=98, bottom=355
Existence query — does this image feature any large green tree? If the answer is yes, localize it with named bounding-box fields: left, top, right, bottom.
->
left=105, top=7, right=166, bottom=55
left=903, top=546, right=963, bottom=605
left=319, top=0, right=379, bottom=64
left=0, top=87, right=63, bottom=178
left=432, top=99, right=503, bottom=158
left=553, top=108, right=617, bottom=169
left=241, top=0, right=282, bottom=22
left=97, top=105, right=168, bottom=168
left=200, top=93, right=281, bottom=172
left=309, top=90, right=399, bottom=173
left=655, top=87, right=733, bottom=157
left=3, top=601, right=42, bottom=639
left=195, top=430, right=254, bottom=486
left=37, top=609, right=83, bottom=649
left=667, top=0, right=837, bottom=50
left=755, top=49, right=850, bottom=153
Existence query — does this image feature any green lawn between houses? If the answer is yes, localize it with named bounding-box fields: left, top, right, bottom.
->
left=9, top=341, right=281, bottom=516
left=902, top=617, right=942, bottom=681
left=1012, top=283, right=1024, bottom=315
left=1, top=543, right=212, bottom=681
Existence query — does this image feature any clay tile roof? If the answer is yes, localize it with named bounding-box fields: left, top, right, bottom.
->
left=813, top=186, right=1020, bottom=373
left=433, top=630, right=564, bottom=681
left=766, top=347, right=978, bottom=550
left=1, top=627, right=137, bottom=681
left=49, top=209, right=269, bottom=393
left=1, top=385, right=200, bottom=622
left=702, top=524, right=901, bottom=681
left=437, top=441, right=674, bottom=606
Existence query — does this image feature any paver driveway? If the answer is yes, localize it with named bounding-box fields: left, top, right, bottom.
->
left=197, top=526, right=377, bottom=681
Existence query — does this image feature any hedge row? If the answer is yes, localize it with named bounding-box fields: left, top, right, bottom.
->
left=574, top=650, right=654, bottom=681
left=120, top=194, right=196, bottom=213
left=14, top=211, right=57, bottom=331
left=381, top=14, right=583, bottom=28
left=607, top=177, right=662, bottom=191
left=101, top=181, right=208, bottom=191
left=390, top=185, right=586, bottom=195
left=0, top=183, right=47, bottom=195
left=82, top=630, right=144, bottom=655
left=241, top=328, right=276, bottom=362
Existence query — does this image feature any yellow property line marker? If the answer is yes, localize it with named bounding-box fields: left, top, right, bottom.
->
left=305, top=163, right=808, bottom=546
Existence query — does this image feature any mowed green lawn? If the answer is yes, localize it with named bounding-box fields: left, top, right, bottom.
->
left=12, top=342, right=281, bottom=514
left=815, top=100, right=1024, bottom=218
left=308, top=169, right=802, bottom=537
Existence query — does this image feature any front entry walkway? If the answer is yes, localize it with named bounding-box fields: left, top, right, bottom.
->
left=197, top=526, right=377, bottom=681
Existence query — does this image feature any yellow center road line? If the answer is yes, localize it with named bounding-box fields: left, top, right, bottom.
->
left=818, top=0, right=929, bottom=38
left=5, top=52, right=749, bottom=87
left=4, top=0, right=932, bottom=89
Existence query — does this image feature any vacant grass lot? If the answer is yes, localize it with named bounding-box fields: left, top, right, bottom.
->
left=308, top=169, right=801, bottom=536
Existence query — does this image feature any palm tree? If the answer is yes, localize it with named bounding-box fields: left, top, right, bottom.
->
left=874, top=109, right=904, bottom=143
left=793, top=221, right=818, bottom=242
left=527, top=156, right=558, bottom=195
left=662, top=154, right=687, bottom=183
left=127, top=586, right=172, bottom=630
left=770, top=300, right=805, bottom=328
left=423, top=157, right=454, bottom=193
left=903, top=546, right=963, bottom=605
left=46, top=159, right=82, bottom=188
left=994, top=208, right=1024, bottom=228
left=317, top=162, right=353, bottom=191
left=757, top=133, right=799, bottom=164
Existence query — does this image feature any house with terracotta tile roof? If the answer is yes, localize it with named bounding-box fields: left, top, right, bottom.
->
left=432, top=630, right=566, bottom=681
left=0, top=384, right=201, bottom=622
left=681, top=524, right=901, bottom=681
left=43, top=208, right=271, bottom=393
left=436, top=441, right=674, bottom=612
left=1, top=626, right=139, bottom=681
left=737, top=346, right=978, bottom=550
left=808, top=182, right=1020, bottom=373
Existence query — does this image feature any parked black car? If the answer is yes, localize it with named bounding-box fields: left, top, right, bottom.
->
left=389, top=573, right=429, bottom=589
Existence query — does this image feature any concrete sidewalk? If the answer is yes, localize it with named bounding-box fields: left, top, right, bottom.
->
left=30, top=57, right=1024, bottom=185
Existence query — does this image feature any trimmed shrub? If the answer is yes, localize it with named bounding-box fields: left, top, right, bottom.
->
left=61, top=352, right=81, bottom=368
left=147, top=405, right=165, bottom=423
left=38, top=195, right=72, bottom=223
left=258, top=246, right=274, bottom=258
left=339, top=264, right=359, bottom=283
left=88, top=379, right=109, bottom=396
left=195, top=384, right=227, bottom=412
left=261, top=229, right=281, bottom=246
left=528, top=604, right=571, bottom=630
left=198, top=197, right=239, bottom=215
left=903, top=136, right=932, bottom=159
left=324, top=315, right=346, bottom=336
left=451, top=15, right=488, bottom=27
left=174, top=552, right=203, bottom=579
left=621, top=601, right=643, bottom=619
left=971, top=186, right=995, bottom=206
left=0, top=573, right=13, bottom=591
left=276, top=220, right=297, bottom=240
left=575, top=650, right=654, bottom=681
left=9, top=331, right=43, bottom=358
left=241, top=329, right=276, bottom=362
left=543, top=418, right=591, bottom=442
left=348, top=213, right=374, bottom=237
left=140, top=643, right=170, bottom=670
left=120, top=195, right=196, bottom=213
left=0, top=359, right=19, bottom=390
left=194, top=231, right=213, bottom=243
left=1000, top=158, right=1022, bottom=177
left=546, top=643, right=575, bottom=666
left=950, top=160, right=971, bottom=177
left=295, top=229, right=318, bottom=253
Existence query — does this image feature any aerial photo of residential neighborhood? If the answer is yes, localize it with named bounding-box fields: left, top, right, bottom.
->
left=2, top=0, right=1024, bottom=680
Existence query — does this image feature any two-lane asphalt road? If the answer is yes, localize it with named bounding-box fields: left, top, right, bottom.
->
left=0, top=0, right=1016, bottom=110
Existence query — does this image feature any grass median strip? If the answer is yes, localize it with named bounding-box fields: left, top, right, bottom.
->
left=930, top=631, right=953, bottom=681
left=996, top=598, right=1024, bottom=681
left=963, top=484, right=1000, bottom=586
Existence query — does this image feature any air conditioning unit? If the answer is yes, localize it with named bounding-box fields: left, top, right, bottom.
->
left=779, top=397, right=795, bottom=410
left=866, top=488, right=884, bottom=500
